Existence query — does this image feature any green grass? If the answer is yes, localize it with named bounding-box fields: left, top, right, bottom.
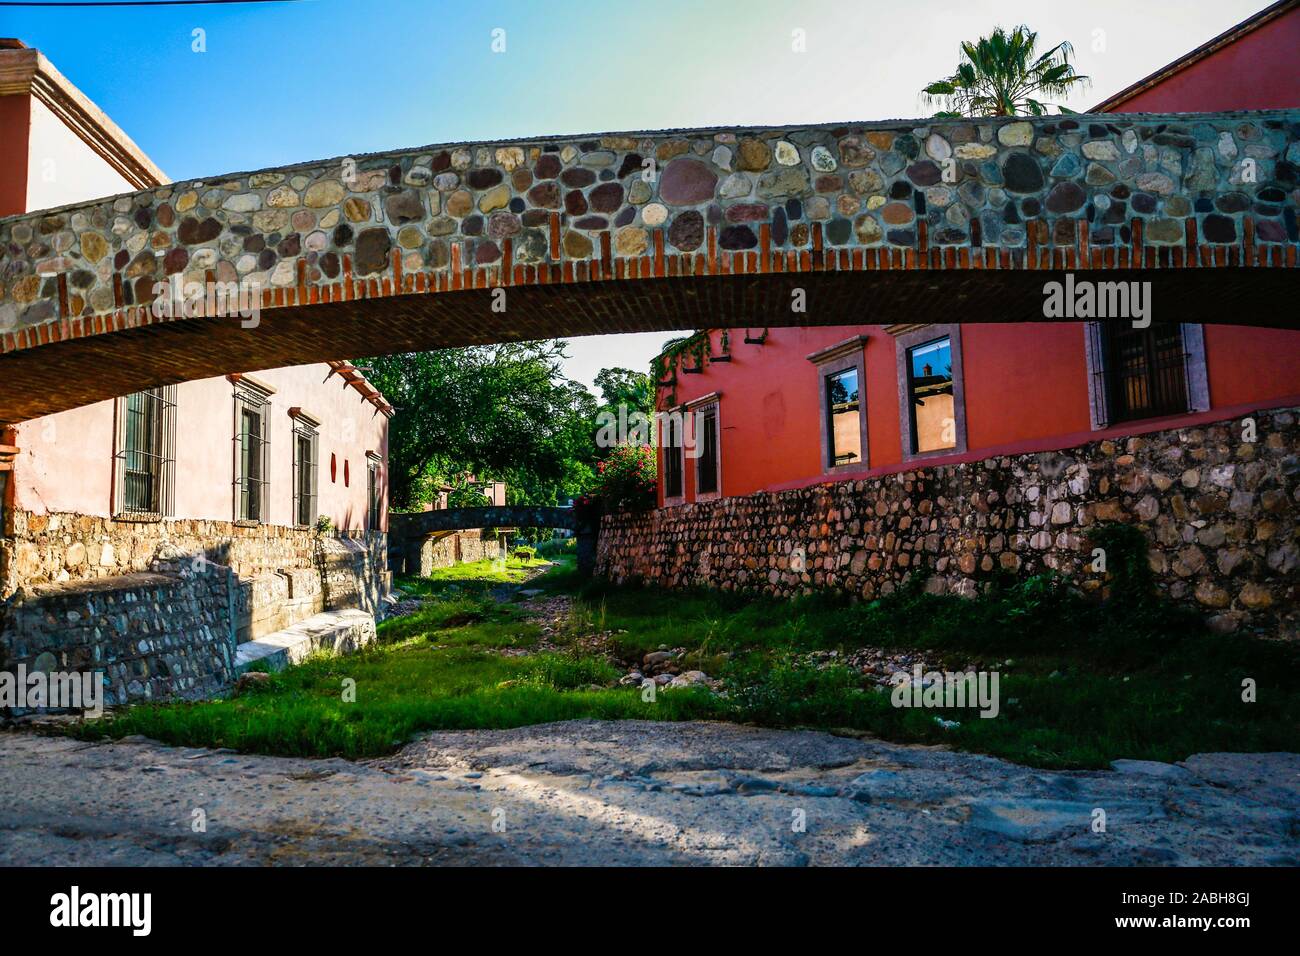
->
left=70, top=642, right=718, bottom=759
left=570, top=569, right=1300, bottom=768
left=70, top=556, right=720, bottom=759
left=395, top=554, right=552, bottom=596
left=69, top=543, right=1300, bottom=769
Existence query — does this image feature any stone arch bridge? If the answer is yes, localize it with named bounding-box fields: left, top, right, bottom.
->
left=1, top=111, right=1297, bottom=423
left=388, top=505, right=595, bottom=575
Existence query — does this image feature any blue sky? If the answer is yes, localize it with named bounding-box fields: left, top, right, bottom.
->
left=3, top=0, right=1268, bottom=388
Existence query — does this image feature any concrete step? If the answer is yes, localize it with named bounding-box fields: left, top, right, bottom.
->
left=234, top=608, right=377, bottom=673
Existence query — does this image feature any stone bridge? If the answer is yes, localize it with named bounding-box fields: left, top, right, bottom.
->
left=388, top=505, right=595, bottom=575
left=1, top=111, right=1297, bottom=422
left=392, top=505, right=576, bottom=536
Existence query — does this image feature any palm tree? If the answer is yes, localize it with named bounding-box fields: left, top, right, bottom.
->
left=921, top=25, right=1090, bottom=117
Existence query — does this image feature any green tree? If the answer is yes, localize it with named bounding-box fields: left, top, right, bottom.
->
left=921, top=25, right=1089, bottom=117
left=365, top=342, right=597, bottom=511
left=593, top=367, right=653, bottom=420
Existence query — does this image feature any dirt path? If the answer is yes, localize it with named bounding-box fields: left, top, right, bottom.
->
left=1, top=723, right=1295, bottom=866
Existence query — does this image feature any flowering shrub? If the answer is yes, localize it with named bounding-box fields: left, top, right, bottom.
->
left=590, top=444, right=656, bottom=512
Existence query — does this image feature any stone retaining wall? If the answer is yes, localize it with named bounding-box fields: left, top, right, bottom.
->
left=597, top=407, right=1299, bottom=640
left=0, top=568, right=234, bottom=706
left=2, top=513, right=320, bottom=593
left=420, top=530, right=504, bottom=575
left=387, top=528, right=506, bottom=578
left=0, top=517, right=389, bottom=706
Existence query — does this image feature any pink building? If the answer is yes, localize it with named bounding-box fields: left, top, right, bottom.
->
left=0, top=40, right=391, bottom=703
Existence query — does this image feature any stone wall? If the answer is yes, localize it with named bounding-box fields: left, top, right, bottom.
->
left=0, top=512, right=387, bottom=632
left=3, top=513, right=320, bottom=593
left=3, top=112, right=1295, bottom=427
left=1, top=568, right=234, bottom=707
left=0, top=516, right=390, bottom=706
left=597, top=407, right=1299, bottom=640
left=400, top=530, right=504, bottom=577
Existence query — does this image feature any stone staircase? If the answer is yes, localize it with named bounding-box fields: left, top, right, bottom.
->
left=233, top=608, right=377, bottom=673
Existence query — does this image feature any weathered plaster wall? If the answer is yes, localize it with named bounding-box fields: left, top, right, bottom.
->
left=11, top=361, right=388, bottom=531
left=603, top=406, right=1299, bottom=640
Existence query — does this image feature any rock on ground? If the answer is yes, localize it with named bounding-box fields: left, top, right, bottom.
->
left=0, top=722, right=1295, bottom=866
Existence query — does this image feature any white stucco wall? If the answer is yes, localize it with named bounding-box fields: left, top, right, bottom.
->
left=12, top=364, right=389, bottom=532
left=24, top=96, right=137, bottom=210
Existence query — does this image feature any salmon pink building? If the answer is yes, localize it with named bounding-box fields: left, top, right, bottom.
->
left=599, top=5, right=1300, bottom=638
left=0, top=40, right=391, bottom=704
left=650, top=1, right=1300, bottom=507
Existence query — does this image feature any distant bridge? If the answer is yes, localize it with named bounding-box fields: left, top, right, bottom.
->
left=390, top=505, right=575, bottom=537
left=388, top=505, right=595, bottom=576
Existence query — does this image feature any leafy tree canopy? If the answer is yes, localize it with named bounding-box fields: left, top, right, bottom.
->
left=366, top=346, right=657, bottom=515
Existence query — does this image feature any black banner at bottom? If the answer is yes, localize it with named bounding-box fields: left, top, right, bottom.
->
left=0, top=865, right=1283, bottom=940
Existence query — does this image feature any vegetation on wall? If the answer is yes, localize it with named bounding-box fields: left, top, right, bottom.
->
left=590, top=445, right=657, bottom=512
left=653, top=330, right=715, bottom=406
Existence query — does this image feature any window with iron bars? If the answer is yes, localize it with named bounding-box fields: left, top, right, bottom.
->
left=233, top=386, right=270, bottom=523
left=366, top=454, right=382, bottom=531
left=661, top=415, right=684, bottom=499
left=1087, top=321, right=1192, bottom=426
left=292, top=418, right=319, bottom=528
left=113, top=386, right=177, bottom=520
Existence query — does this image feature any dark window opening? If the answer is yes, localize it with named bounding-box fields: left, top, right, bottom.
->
left=234, top=389, right=269, bottom=523
left=292, top=421, right=318, bottom=528
left=114, top=386, right=176, bottom=519
left=662, top=415, right=683, bottom=499
left=1101, top=322, right=1189, bottom=424
left=696, top=407, right=719, bottom=496
left=367, top=458, right=382, bottom=531
left=906, top=337, right=955, bottom=454
left=825, top=367, right=862, bottom=466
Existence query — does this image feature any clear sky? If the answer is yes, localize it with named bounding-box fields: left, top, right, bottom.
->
left=3, top=0, right=1268, bottom=389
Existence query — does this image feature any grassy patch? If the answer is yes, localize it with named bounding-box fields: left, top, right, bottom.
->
left=395, top=554, right=552, bottom=596
left=70, top=557, right=719, bottom=759
left=72, top=641, right=718, bottom=759
left=68, top=537, right=1300, bottom=769
left=570, top=544, right=1300, bottom=768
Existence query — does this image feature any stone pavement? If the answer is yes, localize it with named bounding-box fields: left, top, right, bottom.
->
left=0, top=721, right=1295, bottom=866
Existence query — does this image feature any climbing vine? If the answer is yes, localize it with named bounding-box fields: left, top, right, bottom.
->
left=652, top=330, right=713, bottom=405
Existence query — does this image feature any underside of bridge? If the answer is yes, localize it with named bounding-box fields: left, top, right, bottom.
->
left=1, top=111, right=1296, bottom=422
left=0, top=267, right=1293, bottom=423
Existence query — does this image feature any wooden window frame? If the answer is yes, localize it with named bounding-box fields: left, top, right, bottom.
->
left=659, top=410, right=686, bottom=505
left=690, top=398, right=722, bottom=502
left=894, top=324, right=968, bottom=461
left=809, top=335, right=869, bottom=474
